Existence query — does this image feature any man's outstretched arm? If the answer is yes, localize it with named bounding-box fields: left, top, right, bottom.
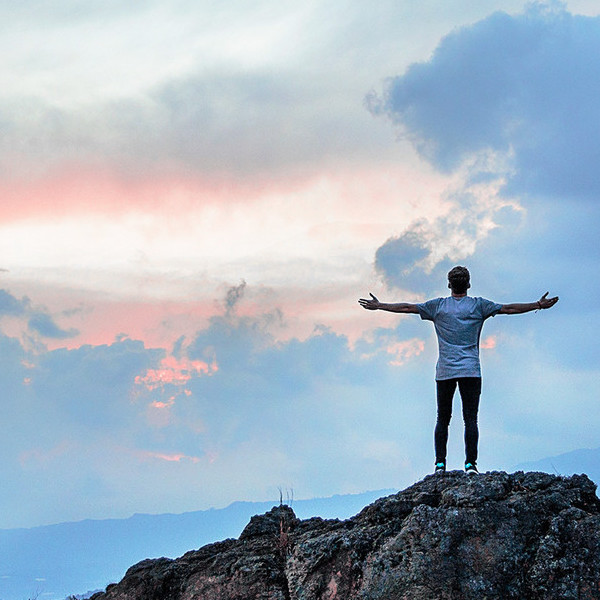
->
left=358, top=293, right=419, bottom=314
left=499, top=292, right=559, bottom=314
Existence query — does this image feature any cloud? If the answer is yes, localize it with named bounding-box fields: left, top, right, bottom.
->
left=366, top=1, right=599, bottom=385
left=135, top=355, right=217, bottom=392
left=375, top=224, right=430, bottom=283
left=28, top=312, right=79, bottom=339
left=370, top=2, right=600, bottom=201
left=1, top=1, right=481, bottom=187
left=28, top=339, right=163, bottom=431
left=374, top=231, right=452, bottom=296
left=373, top=179, right=514, bottom=293
left=0, top=289, right=29, bottom=316
left=1, top=276, right=597, bottom=527
left=0, top=65, right=389, bottom=185
left=0, top=336, right=164, bottom=521
left=0, top=281, right=436, bottom=526
left=369, top=3, right=600, bottom=304
left=0, top=287, right=83, bottom=341
left=224, top=280, right=247, bottom=316
left=3, top=1, right=600, bottom=527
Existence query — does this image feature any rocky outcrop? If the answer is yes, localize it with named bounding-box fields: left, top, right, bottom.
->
left=90, top=471, right=600, bottom=600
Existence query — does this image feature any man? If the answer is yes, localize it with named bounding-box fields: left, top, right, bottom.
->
left=358, top=266, right=558, bottom=475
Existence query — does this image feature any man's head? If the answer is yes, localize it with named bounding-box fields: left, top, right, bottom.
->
left=448, top=266, right=470, bottom=294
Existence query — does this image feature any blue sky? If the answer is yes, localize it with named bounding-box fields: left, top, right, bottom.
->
left=0, top=0, right=598, bottom=528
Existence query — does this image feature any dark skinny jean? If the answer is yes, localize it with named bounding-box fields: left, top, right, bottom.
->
left=435, top=377, right=481, bottom=466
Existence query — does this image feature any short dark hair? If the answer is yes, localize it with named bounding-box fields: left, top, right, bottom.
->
left=448, top=266, right=470, bottom=294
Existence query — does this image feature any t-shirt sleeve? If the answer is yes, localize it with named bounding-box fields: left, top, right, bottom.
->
left=417, top=298, right=439, bottom=321
left=479, top=298, right=503, bottom=319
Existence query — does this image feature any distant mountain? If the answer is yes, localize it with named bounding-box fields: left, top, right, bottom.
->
left=514, top=446, right=600, bottom=485
left=0, top=489, right=394, bottom=600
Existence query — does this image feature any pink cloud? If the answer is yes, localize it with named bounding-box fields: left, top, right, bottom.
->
left=150, top=398, right=175, bottom=409
left=386, top=338, right=426, bottom=366
left=481, top=335, right=497, bottom=350
left=139, top=451, right=202, bottom=464
left=21, top=297, right=218, bottom=351
left=135, top=355, right=218, bottom=391
left=0, top=167, right=317, bottom=223
left=0, top=161, right=450, bottom=356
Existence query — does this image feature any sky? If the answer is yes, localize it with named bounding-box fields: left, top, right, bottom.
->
left=1, top=0, right=599, bottom=529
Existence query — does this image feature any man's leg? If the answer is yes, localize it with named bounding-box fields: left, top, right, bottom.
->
left=435, top=379, right=456, bottom=465
left=457, top=377, right=482, bottom=466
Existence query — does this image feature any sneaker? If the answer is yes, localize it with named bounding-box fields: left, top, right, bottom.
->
left=434, top=462, right=446, bottom=474
left=465, top=462, right=478, bottom=474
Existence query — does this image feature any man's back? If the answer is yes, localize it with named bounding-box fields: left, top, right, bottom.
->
left=417, top=296, right=502, bottom=380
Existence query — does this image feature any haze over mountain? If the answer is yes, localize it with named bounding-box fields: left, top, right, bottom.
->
left=0, top=490, right=392, bottom=600
left=515, top=447, right=600, bottom=483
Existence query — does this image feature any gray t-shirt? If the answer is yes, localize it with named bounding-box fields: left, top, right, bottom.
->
left=417, top=296, right=503, bottom=380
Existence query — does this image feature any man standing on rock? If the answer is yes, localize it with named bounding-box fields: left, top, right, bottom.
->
left=359, top=266, right=558, bottom=475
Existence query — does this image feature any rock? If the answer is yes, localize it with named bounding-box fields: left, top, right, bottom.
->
left=89, top=471, right=600, bottom=600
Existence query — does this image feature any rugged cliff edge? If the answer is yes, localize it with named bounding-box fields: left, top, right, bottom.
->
left=89, top=471, right=600, bottom=600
